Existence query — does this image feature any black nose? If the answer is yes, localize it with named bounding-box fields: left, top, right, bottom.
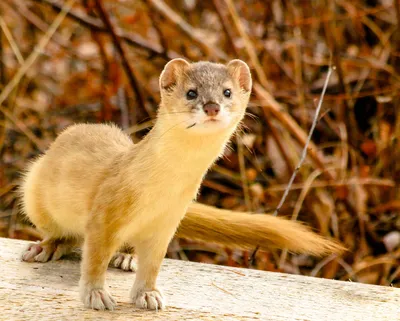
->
left=203, top=103, right=220, bottom=117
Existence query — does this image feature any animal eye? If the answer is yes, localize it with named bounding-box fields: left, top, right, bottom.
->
left=223, top=89, right=232, bottom=98
left=186, top=90, right=198, bottom=100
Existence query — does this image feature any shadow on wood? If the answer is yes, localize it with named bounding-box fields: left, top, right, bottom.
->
left=1, top=238, right=399, bottom=320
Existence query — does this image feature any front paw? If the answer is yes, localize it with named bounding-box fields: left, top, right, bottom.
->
left=80, top=285, right=116, bottom=311
left=131, top=288, right=164, bottom=310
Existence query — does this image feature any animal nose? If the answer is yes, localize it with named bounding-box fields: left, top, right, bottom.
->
left=203, top=103, right=220, bottom=117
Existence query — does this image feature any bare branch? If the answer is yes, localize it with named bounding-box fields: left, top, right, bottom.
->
left=31, top=0, right=166, bottom=59
left=93, top=0, right=145, bottom=112
left=273, top=65, right=335, bottom=216
left=250, top=63, right=334, bottom=264
left=0, top=0, right=77, bottom=150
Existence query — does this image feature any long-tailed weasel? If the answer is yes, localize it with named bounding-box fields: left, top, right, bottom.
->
left=20, top=59, right=343, bottom=311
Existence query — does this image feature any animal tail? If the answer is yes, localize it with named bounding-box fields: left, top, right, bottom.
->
left=176, top=202, right=345, bottom=256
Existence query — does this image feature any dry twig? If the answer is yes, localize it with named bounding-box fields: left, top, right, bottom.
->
left=0, top=16, right=24, bottom=64
left=250, top=64, right=334, bottom=263
left=224, top=0, right=271, bottom=91
left=272, top=65, right=335, bottom=216
left=32, top=0, right=166, bottom=58
left=93, top=0, right=145, bottom=112
left=146, top=0, right=228, bottom=59
left=0, top=0, right=76, bottom=150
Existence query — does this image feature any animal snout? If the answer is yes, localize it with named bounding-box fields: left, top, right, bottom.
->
left=203, top=103, right=220, bottom=117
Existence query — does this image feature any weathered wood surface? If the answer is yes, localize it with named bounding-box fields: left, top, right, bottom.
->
left=0, top=238, right=399, bottom=320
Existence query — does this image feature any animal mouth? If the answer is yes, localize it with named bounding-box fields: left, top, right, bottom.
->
left=186, top=117, right=226, bottom=130
left=205, top=117, right=220, bottom=123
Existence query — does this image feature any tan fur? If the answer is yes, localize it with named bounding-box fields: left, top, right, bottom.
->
left=179, top=203, right=344, bottom=256
left=19, top=59, right=343, bottom=312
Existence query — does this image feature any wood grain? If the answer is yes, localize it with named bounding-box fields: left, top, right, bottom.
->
left=0, top=238, right=399, bottom=320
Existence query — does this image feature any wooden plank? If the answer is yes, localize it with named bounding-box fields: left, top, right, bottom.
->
left=0, top=237, right=399, bottom=320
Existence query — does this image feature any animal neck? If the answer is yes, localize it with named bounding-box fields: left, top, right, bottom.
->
left=131, top=118, right=235, bottom=180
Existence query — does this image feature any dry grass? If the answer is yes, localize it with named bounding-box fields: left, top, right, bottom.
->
left=0, top=0, right=399, bottom=287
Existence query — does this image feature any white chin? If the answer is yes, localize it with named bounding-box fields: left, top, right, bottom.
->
left=188, top=118, right=232, bottom=134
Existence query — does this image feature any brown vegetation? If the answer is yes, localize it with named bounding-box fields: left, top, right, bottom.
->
left=0, top=0, right=399, bottom=287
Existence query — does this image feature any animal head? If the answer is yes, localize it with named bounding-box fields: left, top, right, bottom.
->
left=158, top=59, right=252, bottom=135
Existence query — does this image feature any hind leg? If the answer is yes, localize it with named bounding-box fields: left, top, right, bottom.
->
left=22, top=237, right=80, bottom=262
left=21, top=203, right=79, bottom=263
left=110, top=244, right=137, bottom=272
left=20, top=161, right=80, bottom=262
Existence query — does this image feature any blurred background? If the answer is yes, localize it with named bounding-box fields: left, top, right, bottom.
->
left=0, top=0, right=399, bottom=287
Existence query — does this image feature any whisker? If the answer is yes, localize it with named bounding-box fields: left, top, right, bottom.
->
left=186, top=123, right=197, bottom=129
left=224, top=143, right=234, bottom=153
left=126, top=111, right=194, bottom=131
left=240, top=123, right=250, bottom=132
left=156, top=119, right=192, bottom=140
left=236, top=120, right=250, bottom=133
left=157, top=111, right=193, bottom=116
left=245, top=112, right=259, bottom=121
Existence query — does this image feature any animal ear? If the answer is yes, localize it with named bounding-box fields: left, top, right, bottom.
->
left=227, top=59, right=252, bottom=92
left=160, top=58, right=190, bottom=91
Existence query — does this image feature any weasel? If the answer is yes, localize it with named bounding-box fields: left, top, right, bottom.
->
left=20, top=59, right=343, bottom=311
